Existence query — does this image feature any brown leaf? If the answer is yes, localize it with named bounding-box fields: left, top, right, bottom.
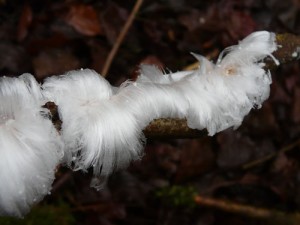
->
left=131, top=55, right=165, bottom=80
left=270, top=80, right=291, bottom=104
left=265, top=0, right=299, bottom=30
left=65, top=4, right=102, bottom=36
left=178, top=9, right=203, bottom=31
left=33, top=48, right=81, bottom=79
left=86, top=39, right=108, bottom=74
left=26, top=33, right=69, bottom=55
left=243, top=102, right=280, bottom=137
left=227, top=11, right=257, bottom=40
left=285, top=73, right=300, bottom=93
left=272, top=152, right=293, bottom=174
left=292, top=87, right=300, bottom=123
left=140, top=55, right=165, bottom=68
left=217, top=131, right=256, bottom=169
left=17, top=3, right=33, bottom=41
left=175, top=138, right=215, bottom=182
left=0, top=42, right=32, bottom=75
left=100, top=2, right=128, bottom=44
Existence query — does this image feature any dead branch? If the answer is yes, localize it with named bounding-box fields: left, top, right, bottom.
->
left=101, top=0, right=144, bottom=77
left=194, top=195, right=300, bottom=225
left=46, top=33, right=300, bottom=139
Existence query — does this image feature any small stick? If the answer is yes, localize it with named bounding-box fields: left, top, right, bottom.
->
left=101, top=0, right=143, bottom=77
left=194, top=195, right=300, bottom=225
left=243, top=139, right=300, bottom=170
left=46, top=33, right=300, bottom=139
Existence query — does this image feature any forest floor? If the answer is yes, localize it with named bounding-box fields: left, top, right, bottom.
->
left=0, top=0, right=300, bottom=225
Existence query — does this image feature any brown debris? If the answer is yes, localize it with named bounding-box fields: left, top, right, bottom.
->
left=64, top=4, right=102, bottom=37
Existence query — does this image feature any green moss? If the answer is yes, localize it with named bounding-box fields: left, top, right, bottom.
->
left=0, top=201, right=75, bottom=225
left=155, top=185, right=198, bottom=209
left=275, top=34, right=285, bottom=42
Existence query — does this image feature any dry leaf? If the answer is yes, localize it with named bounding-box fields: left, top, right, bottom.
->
left=65, top=4, right=102, bottom=36
left=292, top=87, right=300, bottom=123
left=17, top=3, right=32, bottom=41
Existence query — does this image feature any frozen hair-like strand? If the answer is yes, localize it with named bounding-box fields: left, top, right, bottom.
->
left=0, top=31, right=279, bottom=216
left=43, top=69, right=144, bottom=189
left=0, top=74, right=63, bottom=217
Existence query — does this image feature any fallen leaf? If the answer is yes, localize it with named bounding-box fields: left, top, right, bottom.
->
left=178, top=9, right=203, bottom=31
left=33, top=48, right=81, bottom=79
left=175, top=138, right=215, bottom=182
left=0, top=42, right=32, bottom=75
left=17, top=3, right=33, bottom=41
left=292, top=86, right=300, bottom=123
left=131, top=55, right=165, bottom=80
left=227, top=11, right=257, bottom=40
left=243, top=102, right=280, bottom=137
left=217, top=131, right=256, bottom=169
left=270, top=80, right=291, bottom=104
left=65, top=4, right=102, bottom=36
left=101, top=2, right=128, bottom=44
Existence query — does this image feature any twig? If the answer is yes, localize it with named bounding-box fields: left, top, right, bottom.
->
left=101, top=0, right=143, bottom=77
left=194, top=195, right=300, bottom=225
left=46, top=33, right=300, bottom=138
left=242, top=139, right=300, bottom=170
left=273, top=33, right=300, bottom=65
left=143, top=118, right=206, bottom=139
left=51, top=170, right=73, bottom=193
left=183, top=49, right=219, bottom=71
left=141, top=33, right=300, bottom=138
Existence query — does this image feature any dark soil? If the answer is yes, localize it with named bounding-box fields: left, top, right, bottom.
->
left=0, top=0, right=299, bottom=224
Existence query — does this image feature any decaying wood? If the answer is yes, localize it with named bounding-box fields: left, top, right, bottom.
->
left=45, top=33, right=300, bottom=138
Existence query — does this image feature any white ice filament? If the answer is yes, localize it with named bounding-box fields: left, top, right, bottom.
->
left=0, top=31, right=278, bottom=216
left=0, top=74, right=63, bottom=217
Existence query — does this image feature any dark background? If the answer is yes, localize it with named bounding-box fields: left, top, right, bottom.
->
left=0, top=0, right=299, bottom=224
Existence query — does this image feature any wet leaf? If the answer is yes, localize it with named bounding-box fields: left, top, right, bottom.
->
left=65, top=4, right=102, bottom=36
left=292, top=87, right=300, bottom=123
left=175, top=138, right=215, bottom=182
left=33, top=48, right=81, bottom=79
left=101, top=2, right=128, bottom=44
left=217, top=131, right=256, bottom=169
left=131, top=55, right=165, bottom=80
left=17, top=3, right=32, bottom=41
left=0, top=42, right=32, bottom=75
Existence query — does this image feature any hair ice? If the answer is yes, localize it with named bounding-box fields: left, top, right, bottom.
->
left=0, top=74, right=63, bottom=217
left=0, top=31, right=279, bottom=216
